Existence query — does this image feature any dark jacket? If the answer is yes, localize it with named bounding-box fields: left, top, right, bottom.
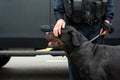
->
left=54, top=0, right=114, bottom=22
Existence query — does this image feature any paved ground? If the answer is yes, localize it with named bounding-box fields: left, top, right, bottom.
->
left=0, top=55, right=69, bottom=80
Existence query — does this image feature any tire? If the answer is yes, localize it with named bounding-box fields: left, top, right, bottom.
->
left=0, top=56, right=11, bottom=68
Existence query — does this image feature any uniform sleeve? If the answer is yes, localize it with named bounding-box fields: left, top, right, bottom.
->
left=54, top=0, right=65, bottom=20
left=104, top=0, right=114, bottom=22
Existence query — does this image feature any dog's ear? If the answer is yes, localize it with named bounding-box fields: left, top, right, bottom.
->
left=71, top=31, right=80, bottom=46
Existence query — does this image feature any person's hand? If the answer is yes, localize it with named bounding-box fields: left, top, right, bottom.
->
left=100, top=20, right=113, bottom=35
left=100, top=28, right=109, bottom=35
left=53, top=19, right=66, bottom=37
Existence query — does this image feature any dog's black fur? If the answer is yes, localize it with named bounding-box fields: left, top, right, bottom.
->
left=47, top=25, right=120, bottom=80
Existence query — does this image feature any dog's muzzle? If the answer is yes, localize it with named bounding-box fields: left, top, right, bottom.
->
left=46, top=32, right=64, bottom=49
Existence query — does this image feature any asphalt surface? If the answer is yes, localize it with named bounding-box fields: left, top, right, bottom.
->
left=0, top=55, right=69, bottom=80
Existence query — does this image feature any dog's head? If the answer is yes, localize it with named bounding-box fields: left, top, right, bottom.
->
left=46, top=26, right=88, bottom=52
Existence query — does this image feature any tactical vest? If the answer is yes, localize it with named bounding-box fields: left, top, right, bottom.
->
left=63, top=0, right=108, bottom=24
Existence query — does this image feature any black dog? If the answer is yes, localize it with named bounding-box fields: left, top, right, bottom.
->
left=46, top=25, right=120, bottom=80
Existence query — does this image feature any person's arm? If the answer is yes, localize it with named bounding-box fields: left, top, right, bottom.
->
left=54, top=0, right=65, bottom=20
left=53, top=0, right=66, bottom=37
left=104, top=0, right=114, bottom=23
left=101, top=0, right=114, bottom=35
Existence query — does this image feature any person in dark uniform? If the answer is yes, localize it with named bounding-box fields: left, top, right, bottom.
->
left=53, top=0, right=114, bottom=80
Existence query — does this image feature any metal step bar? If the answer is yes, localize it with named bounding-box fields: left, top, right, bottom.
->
left=0, top=50, right=65, bottom=56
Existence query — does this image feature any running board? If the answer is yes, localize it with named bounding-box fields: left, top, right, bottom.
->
left=0, top=50, right=65, bottom=56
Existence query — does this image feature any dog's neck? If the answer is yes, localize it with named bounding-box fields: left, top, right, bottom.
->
left=67, top=31, right=97, bottom=59
left=70, top=41, right=97, bottom=62
left=63, top=39, right=92, bottom=56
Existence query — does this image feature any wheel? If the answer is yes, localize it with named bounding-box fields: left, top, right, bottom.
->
left=0, top=56, right=11, bottom=68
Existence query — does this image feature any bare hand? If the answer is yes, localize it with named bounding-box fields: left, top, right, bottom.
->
left=53, top=19, right=66, bottom=37
left=100, top=20, right=111, bottom=35
left=100, top=28, right=109, bottom=35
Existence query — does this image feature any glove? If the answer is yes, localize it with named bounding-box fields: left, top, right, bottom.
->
left=101, top=22, right=114, bottom=33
